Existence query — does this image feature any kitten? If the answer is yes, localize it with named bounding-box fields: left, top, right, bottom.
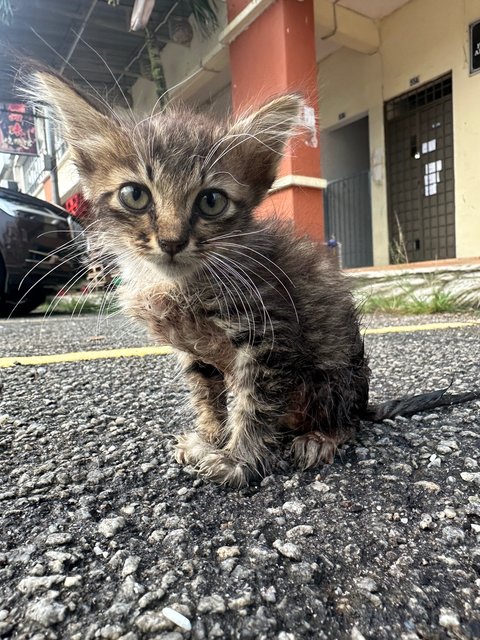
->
left=29, top=70, right=479, bottom=487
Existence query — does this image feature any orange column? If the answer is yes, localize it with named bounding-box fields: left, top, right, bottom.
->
left=227, top=0, right=324, bottom=241
left=43, top=176, right=53, bottom=203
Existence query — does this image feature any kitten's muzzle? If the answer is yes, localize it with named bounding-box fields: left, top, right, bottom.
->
left=158, top=237, right=189, bottom=257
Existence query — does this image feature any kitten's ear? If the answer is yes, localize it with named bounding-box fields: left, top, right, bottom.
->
left=26, top=69, right=113, bottom=174
left=228, top=94, right=304, bottom=190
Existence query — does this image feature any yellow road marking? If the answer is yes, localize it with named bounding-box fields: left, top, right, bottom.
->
left=0, top=321, right=477, bottom=369
left=0, top=346, right=172, bottom=368
left=364, top=320, right=480, bottom=335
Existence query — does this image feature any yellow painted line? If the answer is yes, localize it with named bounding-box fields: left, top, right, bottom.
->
left=0, top=346, right=172, bottom=368
left=364, top=320, right=480, bottom=335
left=0, top=321, right=477, bottom=368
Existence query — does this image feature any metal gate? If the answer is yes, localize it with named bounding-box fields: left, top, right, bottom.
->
left=324, top=170, right=373, bottom=269
left=385, top=74, right=455, bottom=262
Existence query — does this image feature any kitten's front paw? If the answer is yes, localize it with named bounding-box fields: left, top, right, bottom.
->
left=175, top=431, right=216, bottom=466
left=196, top=452, right=251, bottom=488
left=291, top=432, right=338, bottom=470
left=175, top=433, right=257, bottom=487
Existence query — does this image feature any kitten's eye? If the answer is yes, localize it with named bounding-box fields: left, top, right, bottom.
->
left=119, top=183, right=151, bottom=212
left=196, top=189, right=228, bottom=217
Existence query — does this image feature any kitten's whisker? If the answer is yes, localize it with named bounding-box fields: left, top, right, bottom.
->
left=29, top=28, right=121, bottom=123
left=209, top=251, right=276, bottom=347
left=219, top=256, right=276, bottom=354
left=209, top=251, right=270, bottom=336
left=72, top=261, right=116, bottom=320
left=219, top=249, right=293, bottom=316
left=207, top=257, right=254, bottom=339
left=212, top=242, right=299, bottom=322
left=207, top=254, right=258, bottom=345
left=203, top=227, right=268, bottom=243
left=207, top=171, right=248, bottom=188
left=204, top=127, right=287, bottom=172
left=36, top=229, right=85, bottom=237
left=95, top=264, right=123, bottom=332
left=17, top=233, right=88, bottom=290
left=72, top=31, right=134, bottom=120
left=201, top=263, right=232, bottom=327
left=223, top=242, right=297, bottom=288
left=204, top=260, right=244, bottom=332
left=10, top=246, right=89, bottom=318
left=42, top=263, right=92, bottom=319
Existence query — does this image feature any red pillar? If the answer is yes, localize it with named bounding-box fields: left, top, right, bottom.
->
left=43, top=176, right=53, bottom=203
left=227, top=0, right=324, bottom=241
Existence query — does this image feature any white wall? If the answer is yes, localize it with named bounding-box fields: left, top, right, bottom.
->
left=320, top=116, right=370, bottom=182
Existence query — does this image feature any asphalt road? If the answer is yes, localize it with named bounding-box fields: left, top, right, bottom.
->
left=0, top=313, right=479, bottom=640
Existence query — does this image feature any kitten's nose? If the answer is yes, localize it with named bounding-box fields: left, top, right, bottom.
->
left=158, top=237, right=188, bottom=256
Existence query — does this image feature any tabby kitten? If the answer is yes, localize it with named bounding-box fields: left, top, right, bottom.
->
left=30, top=71, right=477, bottom=487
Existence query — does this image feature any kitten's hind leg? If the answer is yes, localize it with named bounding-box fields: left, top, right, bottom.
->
left=290, top=369, right=366, bottom=470
left=174, top=355, right=227, bottom=467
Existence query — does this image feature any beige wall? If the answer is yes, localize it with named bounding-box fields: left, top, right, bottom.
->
left=318, top=0, right=480, bottom=264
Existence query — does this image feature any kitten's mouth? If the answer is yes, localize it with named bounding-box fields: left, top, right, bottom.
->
left=147, top=253, right=197, bottom=280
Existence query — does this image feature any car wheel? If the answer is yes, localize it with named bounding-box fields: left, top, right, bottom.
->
left=0, top=292, right=47, bottom=319
left=0, top=258, right=9, bottom=317
left=0, top=258, right=48, bottom=317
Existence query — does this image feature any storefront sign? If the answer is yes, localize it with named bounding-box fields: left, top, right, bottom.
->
left=470, top=19, right=480, bottom=74
left=0, top=103, right=38, bottom=156
left=64, top=192, right=88, bottom=218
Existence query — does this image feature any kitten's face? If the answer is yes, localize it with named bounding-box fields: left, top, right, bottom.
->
left=30, top=71, right=303, bottom=283
left=81, top=110, right=265, bottom=282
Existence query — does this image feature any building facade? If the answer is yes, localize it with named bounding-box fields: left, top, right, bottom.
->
left=2, top=0, right=480, bottom=267
left=317, top=0, right=480, bottom=267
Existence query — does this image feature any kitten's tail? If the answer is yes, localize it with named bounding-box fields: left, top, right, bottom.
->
left=363, top=387, right=480, bottom=422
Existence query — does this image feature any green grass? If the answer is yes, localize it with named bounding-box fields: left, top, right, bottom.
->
left=37, top=275, right=480, bottom=318
left=357, top=288, right=475, bottom=315
left=37, top=293, right=118, bottom=316
left=354, top=270, right=480, bottom=315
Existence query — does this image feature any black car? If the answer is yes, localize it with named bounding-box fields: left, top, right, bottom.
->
left=0, top=187, right=83, bottom=316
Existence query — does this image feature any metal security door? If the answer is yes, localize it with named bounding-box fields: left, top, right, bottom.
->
left=324, top=171, right=373, bottom=268
left=385, top=74, right=455, bottom=262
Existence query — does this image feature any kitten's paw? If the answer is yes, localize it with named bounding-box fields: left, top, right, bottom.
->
left=175, top=433, right=259, bottom=487
left=175, top=431, right=217, bottom=466
left=291, top=432, right=338, bottom=470
left=196, top=452, right=251, bottom=488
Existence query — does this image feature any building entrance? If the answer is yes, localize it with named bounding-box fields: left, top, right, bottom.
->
left=385, top=74, right=455, bottom=262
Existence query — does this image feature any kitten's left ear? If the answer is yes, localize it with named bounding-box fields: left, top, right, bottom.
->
left=25, top=68, right=115, bottom=175
left=228, top=94, right=305, bottom=190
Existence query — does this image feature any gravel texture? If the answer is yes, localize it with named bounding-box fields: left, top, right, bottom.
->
left=0, top=313, right=479, bottom=639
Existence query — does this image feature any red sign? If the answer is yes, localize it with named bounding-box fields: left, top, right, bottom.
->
left=64, top=192, right=88, bottom=218
left=0, top=103, right=38, bottom=156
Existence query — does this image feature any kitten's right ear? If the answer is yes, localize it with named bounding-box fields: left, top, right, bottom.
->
left=228, top=94, right=305, bottom=193
left=25, top=68, right=113, bottom=172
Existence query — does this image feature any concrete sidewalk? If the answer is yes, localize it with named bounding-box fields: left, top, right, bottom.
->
left=347, top=258, right=480, bottom=310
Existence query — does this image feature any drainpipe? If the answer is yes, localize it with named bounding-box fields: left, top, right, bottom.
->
left=320, top=0, right=340, bottom=41
left=44, top=110, right=61, bottom=205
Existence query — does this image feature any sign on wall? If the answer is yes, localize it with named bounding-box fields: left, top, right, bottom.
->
left=470, top=19, right=480, bottom=75
left=0, top=103, right=38, bottom=156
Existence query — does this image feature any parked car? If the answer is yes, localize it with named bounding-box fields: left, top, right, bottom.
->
left=0, top=187, right=84, bottom=316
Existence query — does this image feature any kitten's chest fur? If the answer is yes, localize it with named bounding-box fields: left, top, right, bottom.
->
left=120, top=281, right=237, bottom=372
